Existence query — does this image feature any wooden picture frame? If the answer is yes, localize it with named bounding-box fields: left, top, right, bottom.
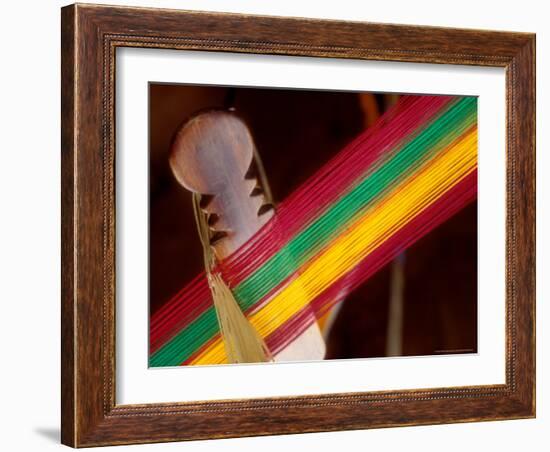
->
left=61, top=3, right=535, bottom=447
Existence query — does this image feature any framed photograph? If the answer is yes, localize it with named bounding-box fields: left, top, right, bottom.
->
left=61, top=3, right=535, bottom=447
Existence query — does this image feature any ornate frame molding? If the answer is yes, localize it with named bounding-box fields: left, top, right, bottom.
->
left=61, top=4, right=535, bottom=446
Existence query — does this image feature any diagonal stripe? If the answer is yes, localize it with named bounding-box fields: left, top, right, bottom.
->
left=189, top=127, right=477, bottom=365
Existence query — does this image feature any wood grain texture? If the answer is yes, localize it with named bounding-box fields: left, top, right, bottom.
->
left=61, top=3, right=536, bottom=447
left=61, top=5, right=76, bottom=446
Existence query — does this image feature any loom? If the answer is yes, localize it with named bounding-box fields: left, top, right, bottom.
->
left=150, top=95, right=478, bottom=367
left=169, top=111, right=326, bottom=363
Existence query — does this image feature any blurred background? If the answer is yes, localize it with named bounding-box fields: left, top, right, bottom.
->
left=149, top=84, right=477, bottom=360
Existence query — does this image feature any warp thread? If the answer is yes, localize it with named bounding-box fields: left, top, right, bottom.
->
left=149, top=95, right=478, bottom=367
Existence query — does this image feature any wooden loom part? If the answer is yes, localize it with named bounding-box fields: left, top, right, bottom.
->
left=170, top=110, right=326, bottom=362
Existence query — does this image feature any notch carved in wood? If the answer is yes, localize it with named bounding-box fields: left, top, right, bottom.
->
left=170, top=111, right=274, bottom=259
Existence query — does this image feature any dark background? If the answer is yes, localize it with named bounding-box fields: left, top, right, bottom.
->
left=149, top=84, right=477, bottom=359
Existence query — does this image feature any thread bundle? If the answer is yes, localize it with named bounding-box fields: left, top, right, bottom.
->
left=150, top=95, right=478, bottom=366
